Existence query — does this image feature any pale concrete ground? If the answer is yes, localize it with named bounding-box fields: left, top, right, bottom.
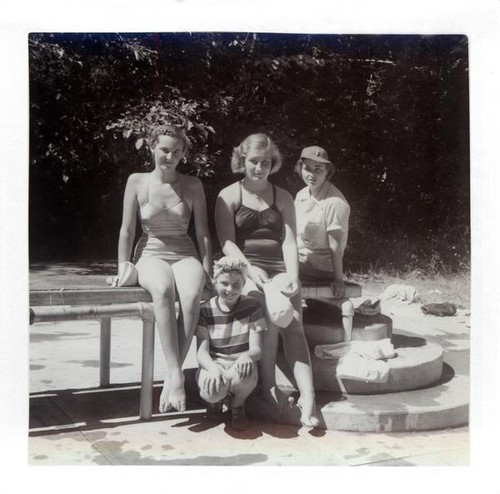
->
left=29, top=292, right=470, bottom=466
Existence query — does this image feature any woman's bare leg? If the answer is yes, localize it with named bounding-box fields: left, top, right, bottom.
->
left=171, top=257, right=206, bottom=363
left=243, top=278, right=292, bottom=412
left=281, top=288, right=319, bottom=427
left=136, top=257, right=185, bottom=413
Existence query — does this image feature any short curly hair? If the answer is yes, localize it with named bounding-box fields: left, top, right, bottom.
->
left=230, top=133, right=282, bottom=175
left=149, top=124, right=191, bottom=155
left=213, top=256, right=248, bottom=282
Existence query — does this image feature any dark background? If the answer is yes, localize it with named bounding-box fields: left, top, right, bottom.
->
left=28, top=33, right=469, bottom=274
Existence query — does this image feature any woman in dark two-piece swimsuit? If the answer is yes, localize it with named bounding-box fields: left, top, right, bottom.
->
left=117, top=125, right=212, bottom=413
left=215, top=133, right=319, bottom=428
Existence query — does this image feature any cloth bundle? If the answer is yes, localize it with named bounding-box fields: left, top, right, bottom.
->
left=315, top=338, right=395, bottom=361
left=316, top=338, right=396, bottom=383
left=336, top=354, right=390, bottom=383
left=421, top=302, right=457, bottom=317
left=107, top=262, right=139, bottom=287
left=262, top=275, right=295, bottom=328
left=380, top=284, right=418, bottom=303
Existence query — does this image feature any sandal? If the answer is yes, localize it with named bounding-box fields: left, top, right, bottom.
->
left=206, top=400, right=225, bottom=421
left=230, top=406, right=249, bottom=431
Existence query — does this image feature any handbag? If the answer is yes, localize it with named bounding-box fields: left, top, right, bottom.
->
left=108, top=261, right=139, bottom=287
left=262, top=278, right=295, bottom=328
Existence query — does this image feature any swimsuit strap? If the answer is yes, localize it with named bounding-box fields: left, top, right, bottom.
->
left=237, top=180, right=243, bottom=210
left=272, top=184, right=276, bottom=205
left=138, top=172, right=153, bottom=208
left=146, top=172, right=153, bottom=203
left=178, top=174, right=184, bottom=200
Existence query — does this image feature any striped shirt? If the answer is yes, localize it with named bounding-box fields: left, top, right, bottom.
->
left=196, top=295, right=266, bottom=363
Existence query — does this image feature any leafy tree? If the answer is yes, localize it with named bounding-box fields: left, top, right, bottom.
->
left=29, top=33, right=469, bottom=273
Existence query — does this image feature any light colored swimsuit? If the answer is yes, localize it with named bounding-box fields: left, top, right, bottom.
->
left=133, top=174, right=198, bottom=264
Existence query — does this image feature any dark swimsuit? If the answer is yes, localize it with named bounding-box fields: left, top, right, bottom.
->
left=234, top=181, right=286, bottom=275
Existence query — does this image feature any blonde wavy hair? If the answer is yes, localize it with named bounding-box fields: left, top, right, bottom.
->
left=230, top=133, right=282, bottom=174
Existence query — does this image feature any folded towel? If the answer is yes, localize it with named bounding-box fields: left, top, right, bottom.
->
left=353, top=338, right=395, bottom=360
left=380, top=284, right=418, bottom=303
left=315, top=338, right=395, bottom=361
left=337, top=354, right=390, bottom=383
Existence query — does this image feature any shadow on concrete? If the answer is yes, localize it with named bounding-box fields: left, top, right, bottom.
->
left=29, top=382, right=203, bottom=434
left=172, top=393, right=322, bottom=439
left=29, top=368, right=315, bottom=440
left=429, top=362, right=455, bottom=387
left=391, top=333, right=427, bottom=348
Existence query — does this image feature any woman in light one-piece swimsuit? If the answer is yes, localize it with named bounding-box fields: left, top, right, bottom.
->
left=133, top=173, right=199, bottom=264
left=215, top=133, right=319, bottom=428
left=117, top=124, right=212, bottom=414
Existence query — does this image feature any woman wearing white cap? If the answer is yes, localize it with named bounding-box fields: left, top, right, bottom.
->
left=294, top=146, right=350, bottom=297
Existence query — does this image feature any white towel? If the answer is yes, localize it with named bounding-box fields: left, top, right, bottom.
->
left=315, top=338, right=395, bottom=361
left=380, top=284, right=418, bottom=303
left=336, top=353, right=390, bottom=383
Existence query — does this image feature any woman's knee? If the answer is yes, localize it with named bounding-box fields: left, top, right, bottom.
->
left=148, top=282, right=176, bottom=301
left=177, top=285, right=203, bottom=308
left=173, top=260, right=205, bottom=302
left=137, top=259, right=176, bottom=299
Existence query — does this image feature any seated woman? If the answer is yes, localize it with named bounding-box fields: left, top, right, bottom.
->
left=215, top=133, right=319, bottom=428
left=117, top=124, right=212, bottom=413
left=294, top=145, right=350, bottom=299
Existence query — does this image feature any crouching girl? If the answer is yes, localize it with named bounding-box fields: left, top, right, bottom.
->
left=196, top=257, right=266, bottom=431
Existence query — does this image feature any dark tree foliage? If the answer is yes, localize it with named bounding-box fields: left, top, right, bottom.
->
left=29, top=33, right=469, bottom=274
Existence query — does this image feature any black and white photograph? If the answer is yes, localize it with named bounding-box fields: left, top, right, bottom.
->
left=1, top=0, right=499, bottom=489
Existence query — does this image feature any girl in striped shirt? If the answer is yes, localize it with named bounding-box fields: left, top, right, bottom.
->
left=196, top=257, right=266, bottom=431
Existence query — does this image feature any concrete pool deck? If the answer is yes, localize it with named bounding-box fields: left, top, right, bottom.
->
left=28, top=263, right=470, bottom=465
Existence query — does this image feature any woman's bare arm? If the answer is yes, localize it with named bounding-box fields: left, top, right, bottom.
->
left=214, top=185, right=244, bottom=259
left=190, top=177, right=213, bottom=276
left=118, top=174, right=139, bottom=266
left=277, top=187, right=300, bottom=285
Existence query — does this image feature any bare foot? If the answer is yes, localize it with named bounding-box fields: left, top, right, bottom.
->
left=262, top=385, right=294, bottom=414
left=297, top=396, right=320, bottom=428
left=159, top=373, right=186, bottom=413
left=159, top=377, right=172, bottom=414
left=167, top=372, right=186, bottom=412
